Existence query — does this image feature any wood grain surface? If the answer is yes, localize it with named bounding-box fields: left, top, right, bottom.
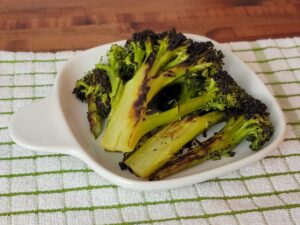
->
left=0, top=0, right=300, bottom=51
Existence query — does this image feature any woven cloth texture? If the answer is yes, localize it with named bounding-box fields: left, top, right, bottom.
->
left=0, top=37, right=300, bottom=225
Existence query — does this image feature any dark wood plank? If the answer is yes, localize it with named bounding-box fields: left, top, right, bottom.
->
left=0, top=0, right=299, bottom=51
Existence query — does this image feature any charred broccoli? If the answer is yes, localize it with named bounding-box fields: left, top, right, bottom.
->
left=125, top=70, right=248, bottom=149
left=101, top=29, right=223, bottom=152
left=72, top=68, right=111, bottom=138
left=124, top=111, right=225, bottom=178
left=72, top=28, right=274, bottom=182
left=150, top=97, right=274, bottom=180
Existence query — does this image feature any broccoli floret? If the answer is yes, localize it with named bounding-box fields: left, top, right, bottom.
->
left=125, top=29, right=158, bottom=68
left=150, top=69, right=245, bottom=113
left=72, top=68, right=111, bottom=138
left=101, top=29, right=224, bottom=152
left=124, top=111, right=225, bottom=178
left=73, top=43, right=136, bottom=138
left=188, top=70, right=248, bottom=111
left=96, top=44, right=132, bottom=104
left=126, top=70, right=247, bottom=149
left=173, top=72, right=207, bottom=103
left=150, top=96, right=274, bottom=180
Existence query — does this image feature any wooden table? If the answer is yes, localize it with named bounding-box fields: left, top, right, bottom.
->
left=1, top=0, right=299, bottom=51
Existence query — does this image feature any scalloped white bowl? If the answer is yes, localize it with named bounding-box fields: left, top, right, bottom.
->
left=9, top=34, right=286, bottom=190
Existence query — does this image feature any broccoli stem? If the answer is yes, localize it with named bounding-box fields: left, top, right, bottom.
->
left=101, top=64, right=151, bottom=151
left=125, top=111, right=225, bottom=178
left=128, top=87, right=218, bottom=149
left=149, top=147, right=208, bottom=181
left=87, top=95, right=102, bottom=138
left=149, top=115, right=262, bottom=180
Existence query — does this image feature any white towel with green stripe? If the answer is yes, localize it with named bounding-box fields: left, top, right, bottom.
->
left=0, top=37, right=300, bottom=225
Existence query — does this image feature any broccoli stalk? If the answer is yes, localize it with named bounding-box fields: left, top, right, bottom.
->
left=124, top=111, right=225, bottom=178
left=101, top=29, right=224, bottom=152
left=150, top=98, right=274, bottom=180
left=126, top=70, right=246, bottom=151
left=86, top=93, right=109, bottom=138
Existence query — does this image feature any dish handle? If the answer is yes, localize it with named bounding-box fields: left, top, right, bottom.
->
left=9, top=95, right=80, bottom=155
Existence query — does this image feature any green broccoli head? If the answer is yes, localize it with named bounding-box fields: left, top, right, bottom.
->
left=147, top=70, right=243, bottom=116
left=219, top=113, right=273, bottom=152
left=105, top=44, right=135, bottom=81
left=224, top=95, right=273, bottom=151
left=200, top=70, right=248, bottom=111
left=175, top=72, right=207, bottom=102
left=124, top=29, right=158, bottom=69
left=73, top=68, right=112, bottom=138
left=72, top=68, right=111, bottom=103
left=158, top=28, right=189, bottom=50
left=245, top=113, right=274, bottom=150
left=107, top=44, right=126, bottom=69
left=156, top=29, right=193, bottom=70
left=129, top=29, right=158, bottom=50
left=185, top=41, right=224, bottom=75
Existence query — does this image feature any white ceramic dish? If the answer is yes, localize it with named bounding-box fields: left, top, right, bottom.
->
left=9, top=34, right=286, bottom=191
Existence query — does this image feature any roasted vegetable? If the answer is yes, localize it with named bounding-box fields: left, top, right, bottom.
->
left=101, top=29, right=223, bottom=152
left=150, top=97, right=274, bottom=180
left=124, top=111, right=225, bottom=178
left=72, top=29, right=274, bottom=181
left=72, top=68, right=111, bottom=138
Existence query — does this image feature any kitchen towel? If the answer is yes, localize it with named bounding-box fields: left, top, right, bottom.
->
left=0, top=37, right=299, bottom=225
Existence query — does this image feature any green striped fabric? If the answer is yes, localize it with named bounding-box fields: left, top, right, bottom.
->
left=0, top=38, right=300, bottom=225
